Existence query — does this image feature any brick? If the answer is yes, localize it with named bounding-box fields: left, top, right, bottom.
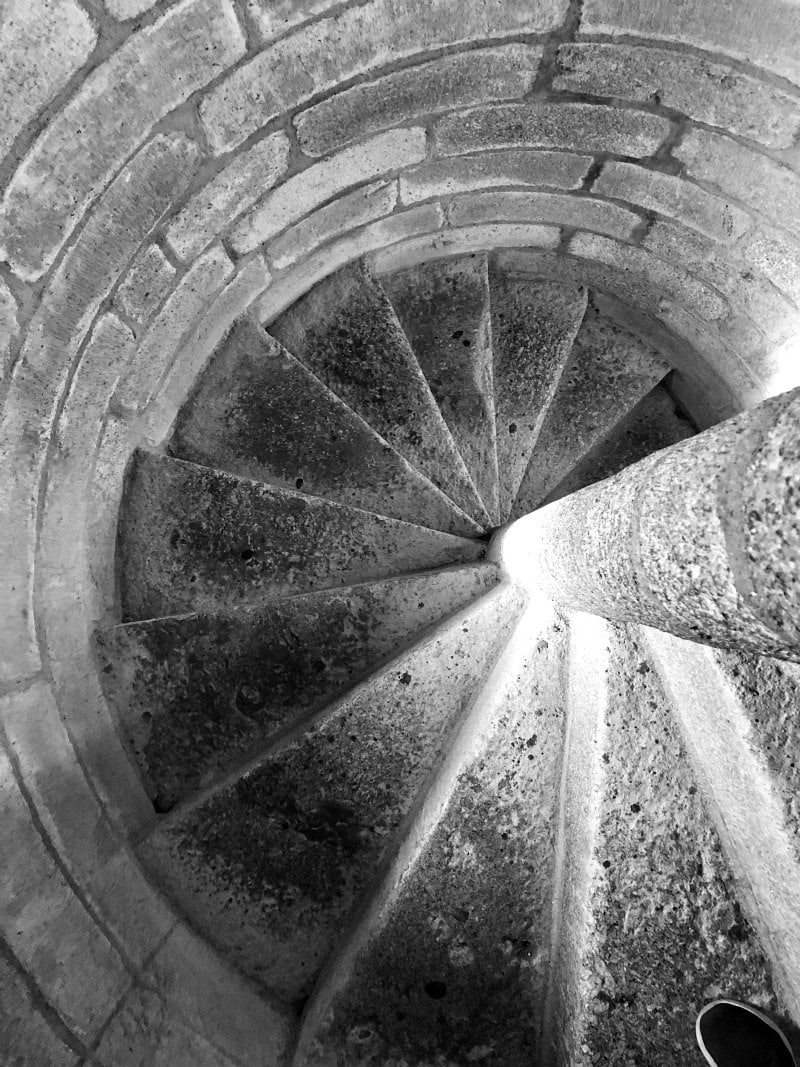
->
left=0, top=0, right=96, bottom=156
left=0, top=0, right=244, bottom=281
left=448, top=190, right=641, bottom=239
left=200, top=0, right=567, bottom=152
left=742, top=229, right=800, bottom=306
left=294, top=44, right=542, bottom=158
left=592, top=160, right=751, bottom=243
left=114, top=245, right=176, bottom=325
left=371, top=223, right=561, bottom=275
left=0, top=133, right=197, bottom=683
left=115, top=245, right=234, bottom=413
left=0, top=736, right=129, bottom=1040
left=105, top=0, right=159, bottom=16
left=400, top=150, right=591, bottom=204
left=675, top=129, right=800, bottom=240
left=0, top=278, right=19, bottom=379
left=230, top=128, right=426, bottom=256
left=435, top=103, right=670, bottom=158
left=165, top=132, right=291, bottom=262
left=580, top=0, right=800, bottom=86
left=268, top=180, right=398, bottom=269
left=554, top=44, right=800, bottom=150
left=0, top=951, right=80, bottom=1065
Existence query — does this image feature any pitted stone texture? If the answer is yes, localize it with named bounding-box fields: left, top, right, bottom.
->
left=270, top=261, right=489, bottom=527
left=119, top=450, right=484, bottom=619
left=449, top=190, right=641, bottom=240
left=435, top=103, right=670, bottom=158
left=592, top=162, right=751, bottom=243
left=383, top=254, right=500, bottom=523
left=400, top=151, right=592, bottom=204
left=743, top=229, right=800, bottom=306
left=166, top=132, right=291, bottom=262
left=579, top=0, right=800, bottom=87
left=555, top=43, right=800, bottom=149
left=268, top=181, right=399, bottom=270
left=512, top=308, right=670, bottom=516
left=0, top=0, right=244, bottom=281
left=244, top=0, right=338, bottom=42
left=99, top=564, right=498, bottom=811
left=490, top=270, right=587, bottom=517
left=230, top=129, right=426, bottom=257
left=0, top=0, right=96, bottom=155
left=675, top=129, right=800, bottom=240
left=169, top=318, right=479, bottom=536
left=371, top=223, right=561, bottom=275
left=311, top=621, right=567, bottom=1066
left=104, top=0, right=159, bottom=17
left=114, top=244, right=175, bottom=325
left=0, top=278, right=19, bottom=379
left=201, top=0, right=568, bottom=152
left=294, top=44, right=542, bottom=157
left=141, top=585, right=523, bottom=1005
left=0, top=951, right=81, bottom=1064
left=576, top=624, right=780, bottom=1066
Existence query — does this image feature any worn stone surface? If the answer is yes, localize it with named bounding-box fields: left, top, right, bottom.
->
left=119, top=450, right=484, bottom=619
left=244, top=0, right=338, bottom=42
left=555, top=43, right=800, bottom=149
left=0, top=0, right=244, bottom=281
left=400, top=151, right=591, bottom=204
left=449, top=189, right=642, bottom=240
left=742, top=228, right=800, bottom=306
left=99, top=564, right=498, bottom=812
left=141, top=585, right=522, bottom=1007
left=270, top=260, right=489, bottom=527
left=383, top=254, right=500, bottom=523
left=166, top=132, right=291, bottom=262
left=489, top=269, right=587, bottom=518
left=200, top=0, right=567, bottom=152
left=435, top=103, right=670, bottom=158
left=593, top=161, right=750, bottom=243
left=0, top=278, right=19, bottom=379
left=371, top=224, right=561, bottom=275
left=104, top=0, right=159, bottom=17
left=0, top=0, right=96, bottom=156
left=169, top=318, right=476, bottom=535
left=310, top=619, right=567, bottom=1066
left=114, top=244, right=176, bottom=325
left=294, top=44, right=542, bottom=157
left=230, top=129, right=426, bottom=256
left=0, top=949, right=80, bottom=1065
left=513, top=307, right=670, bottom=516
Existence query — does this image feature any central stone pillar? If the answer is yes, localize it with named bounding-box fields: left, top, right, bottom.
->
left=492, top=387, right=800, bottom=661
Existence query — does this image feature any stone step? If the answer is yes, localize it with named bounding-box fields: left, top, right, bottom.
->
left=268, top=260, right=491, bottom=529
left=118, top=450, right=485, bottom=621
left=139, top=582, right=526, bottom=1011
left=381, top=253, right=501, bottom=525
left=488, top=269, right=587, bottom=519
left=542, top=384, right=695, bottom=505
left=299, top=604, right=567, bottom=1067
left=510, top=306, right=671, bottom=518
left=98, top=562, right=499, bottom=815
left=168, top=318, right=480, bottom=538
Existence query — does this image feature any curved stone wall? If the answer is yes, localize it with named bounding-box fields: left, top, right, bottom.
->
left=1, top=0, right=800, bottom=1060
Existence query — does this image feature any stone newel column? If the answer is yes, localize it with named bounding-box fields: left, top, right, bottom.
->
left=493, top=386, right=800, bottom=660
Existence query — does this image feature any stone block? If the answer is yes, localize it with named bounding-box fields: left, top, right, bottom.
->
left=579, top=0, right=800, bottom=86
left=230, top=128, right=426, bottom=256
left=675, top=129, right=800, bottom=240
left=245, top=0, right=338, bottom=42
left=435, top=103, right=670, bottom=158
left=114, top=245, right=176, bottom=325
left=400, top=150, right=591, bottom=204
left=592, top=161, right=750, bottom=242
left=0, top=277, right=19, bottom=379
left=0, top=0, right=244, bottom=281
left=165, top=132, right=291, bottom=262
left=294, top=44, right=542, bottom=157
left=105, top=0, right=159, bottom=16
left=0, top=951, right=80, bottom=1065
left=742, top=229, right=800, bottom=306
left=201, top=0, right=567, bottom=152
left=554, top=43, right=800, bottom=149
left=371, top=223, right=561, bottom=274
left=448, top=190, right=641, bottom=239
left=268, top=181, right=398, bottom=269
left=0, top=0, right=95, bottom=156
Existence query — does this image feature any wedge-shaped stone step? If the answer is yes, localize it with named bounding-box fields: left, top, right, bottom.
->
left=269, top=260, right=490, bottom=528
left=543, top=384, right=695, bottom=505
left=489, top=269, right=587, bottom=519
left=382, top=253, right=500, bottom=524
left=139, top=583, right=525, bottom=1011
left=98, top=563, right=499, bottom=813
left=303, top=610, right=567, bottom=1067
left=118, top=451, right=485, bottom=620
left=511, top=307, right=671, bottom=518
left=168, top=319, right=480, bottom=537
